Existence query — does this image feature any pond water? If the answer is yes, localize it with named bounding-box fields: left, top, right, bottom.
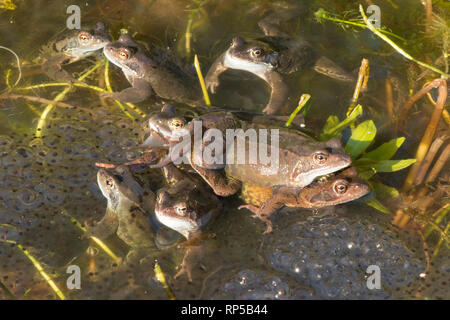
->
left=0, top=0, right=448, bottom=300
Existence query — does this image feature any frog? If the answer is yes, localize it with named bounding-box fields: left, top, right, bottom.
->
left=205, top=23, right=355, bottom=114
left=40, top=22, right=111, bottom=83
left=238, top=167, right=370, bottom=233
left=155, top=163, right=222, bottom=282
left=101, top=34, right=203, bottom=106
left=85, top=165, right=157, bottom=263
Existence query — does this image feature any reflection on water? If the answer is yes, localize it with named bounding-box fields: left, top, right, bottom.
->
left=0, top=0, right=448, bottom=299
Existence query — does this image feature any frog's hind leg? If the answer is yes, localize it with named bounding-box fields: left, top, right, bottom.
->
left=42, top=55, right=77, bottom=83
left=190, top=162, right=241, bottom=197
left=174, top=245, right=203, bottom=283
left=238, top=204, right=275, bottom=234
left=312, top=56, right=355, bottom=82
left=101, top=78, right=152, bottom=103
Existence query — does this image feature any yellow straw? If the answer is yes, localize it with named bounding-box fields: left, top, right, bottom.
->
left=2, top=239, right=66, bottom=300
left=194, top=54, right=211, bottom=106
left=61, top=209, right=122, bottom=265
left=35, top=60, right=104, bottom=137
left=154, top=260, right=176, bottom=300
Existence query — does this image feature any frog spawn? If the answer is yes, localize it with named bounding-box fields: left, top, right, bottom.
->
left=0, top=108, right=147, bottom=299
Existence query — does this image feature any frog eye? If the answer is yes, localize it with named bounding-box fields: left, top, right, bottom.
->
left=118, top=49, right=130, bottom=60
left=105, top=178, right=114, bottom=188
left=251, top=48, right=263, bottom=58
left=313, top=152, right=328, bottom=164
left=334, top=181, right=348, bottom=194
left=176, top=204, right=188, bottom=216
left=170, top=119, right=184, bottom=130
left=78, top=32, right=91, bottom=43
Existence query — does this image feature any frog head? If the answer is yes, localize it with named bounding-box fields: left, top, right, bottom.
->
left=223, top=36, right=279, bottom=80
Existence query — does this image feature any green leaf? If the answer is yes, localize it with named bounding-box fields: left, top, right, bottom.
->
left=320, top=104, right=363, bottom=141
left=345, top=120, right=377, bottom=158
left=322, top=115, right=339, bottom=134
left=364, top=137, right=406, bottom=161
left=356, top=167, right=376, bottom=180
left=360, top=159, right=417, bottom=172
left=369, top=180, right=400, bottom=199
left=364, top=198, right=391, bottom=214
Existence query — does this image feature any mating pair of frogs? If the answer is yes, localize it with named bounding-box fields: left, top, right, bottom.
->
left=41, top=20, right=353, bottom=114
left=124, top=105, right=370, bottom=233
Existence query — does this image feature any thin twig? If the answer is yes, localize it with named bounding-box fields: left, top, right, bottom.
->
left=0, top=92, right=97, bottom=117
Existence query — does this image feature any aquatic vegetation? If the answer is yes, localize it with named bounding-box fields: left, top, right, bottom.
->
left=194, top=54, right=211, bottom=106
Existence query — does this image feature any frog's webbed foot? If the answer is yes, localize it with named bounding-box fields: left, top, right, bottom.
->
left=205, top=52, right=228, bottom=94
left=263, top=71, right=289, bottom=114
left=238, top=204, right=273, bottom=234
left=205, top=74, right=220, bottom=94
left=312, top=56, right=355, bottom=82
left=174, top=245, right=203, bottom=283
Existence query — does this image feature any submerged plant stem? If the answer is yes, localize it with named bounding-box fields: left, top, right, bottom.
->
left=285, top=94, right=310, bottom=127
left=34, top=60, right=103, bottom=137
left=61, top=209, right=121, bottom=265
left=0, top=92, right=96, bottom=117
left=104, top=59, right=136, bottom=120
left=0, top=239, right=66, bottom=300
left=314, top=8, right=406, bottom=41
left=359, top=5, right=448, bottom=79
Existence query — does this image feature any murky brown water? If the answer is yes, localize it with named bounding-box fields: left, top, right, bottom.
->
left=0, top=0, right=448, bottom=300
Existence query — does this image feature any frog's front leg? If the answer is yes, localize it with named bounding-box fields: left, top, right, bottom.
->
left=239, top=187, right=294, bottom=233
left=205, top=52, right=228, bottom=94
left=84, top=208, right=119, bottom=239
left=101, top=78, right=152, bottom=103
left=263, top=71, right=289, bottom=114
left=42, top=55, right=77, bottom=83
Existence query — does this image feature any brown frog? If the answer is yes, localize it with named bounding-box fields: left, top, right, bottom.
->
left=102, top=34, right=202, bottom=105
left=239, top=167, right=370, bottom=233
left=85, top=165, right=157, bottom=263
left=155, top=163, right=221, bottom=282
left=40, top=22, right=110, bottom=83
left=205, top=24, right=354, bottom=114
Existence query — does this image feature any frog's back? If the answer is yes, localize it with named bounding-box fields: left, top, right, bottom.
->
left=257, top=36, right=316, bottom=74
left=143, top=43, right=200, bottom=102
